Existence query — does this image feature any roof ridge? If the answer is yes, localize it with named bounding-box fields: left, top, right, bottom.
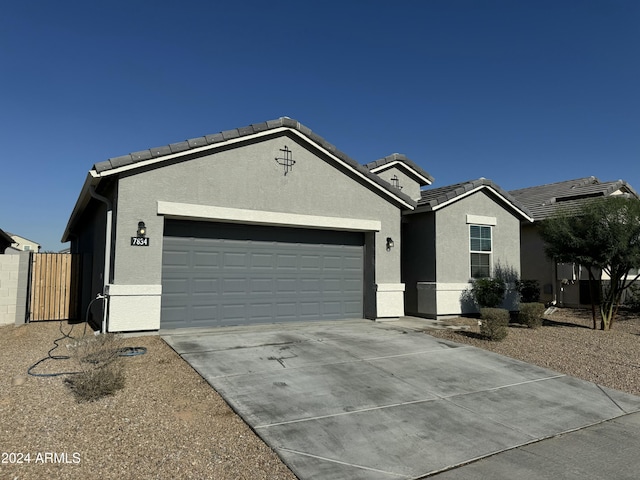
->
left=509, top=176, right=598, bottom=194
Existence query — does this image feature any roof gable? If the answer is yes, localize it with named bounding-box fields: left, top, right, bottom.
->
left=89, top=117, right=416, bottom=208
left=63, top=118, right=419, bottom=242
left=414, top=178, right=533, bottom=222
left=364, top=153, right=434, bottom=186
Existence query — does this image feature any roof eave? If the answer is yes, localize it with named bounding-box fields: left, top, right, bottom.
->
left=61, top=172, right=100, bottom=243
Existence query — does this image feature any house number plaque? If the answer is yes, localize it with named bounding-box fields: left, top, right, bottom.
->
left=131, top=237, right=150, bottom=246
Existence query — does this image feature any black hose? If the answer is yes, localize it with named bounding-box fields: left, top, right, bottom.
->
left=26, top=295, right=147, bottom=378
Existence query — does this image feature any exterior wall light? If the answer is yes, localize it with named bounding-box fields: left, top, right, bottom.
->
left=137, top=221, right=147, bottom=237
left=386, top=237, right=394, bottom=251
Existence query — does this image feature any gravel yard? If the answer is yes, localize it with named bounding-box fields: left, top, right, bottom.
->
left=0, top=322, right=296, bottom=480
left=426, top=307, right=640, bottom=396
left=1, top=308, right=639, bottom=479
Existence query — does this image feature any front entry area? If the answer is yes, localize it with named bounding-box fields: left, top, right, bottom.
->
left=161, top=220, right=364, bottom=329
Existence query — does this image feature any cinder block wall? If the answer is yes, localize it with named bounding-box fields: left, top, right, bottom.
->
left=0, top=253, right=30, bottom=325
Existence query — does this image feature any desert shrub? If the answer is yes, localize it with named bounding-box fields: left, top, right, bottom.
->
left=472, top=278, right=506, bottom=308
left=625, top=283, right=640, bottom=312
left=479, top=307, right=509, bottom=341
left=516, top=279, right=541, bottom=303
left=518, top=302, right=545, bottom=329
left=65, top=333, right=125, bottom=402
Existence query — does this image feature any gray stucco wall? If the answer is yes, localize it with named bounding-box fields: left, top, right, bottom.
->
left=374, top=166, right=422, bottom=202
left=435, top=190, right=522, bottom=283
left=403, top=189, right=523, bottom=317
left=110, top=132, right=403, bottom=309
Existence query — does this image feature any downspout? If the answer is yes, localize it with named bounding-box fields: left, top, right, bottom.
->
left=89, top=185, right=112, bottom=333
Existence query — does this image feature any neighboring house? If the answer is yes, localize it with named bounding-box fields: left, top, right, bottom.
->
left=509, top=177, right=639, bottom=306
left=0, top=228, right=14, bottom=253
left=63, top=117, right=432, bottom=333
left=401, top=178, right=533, bottom=318
left=8, top=233, right=41, bottom=252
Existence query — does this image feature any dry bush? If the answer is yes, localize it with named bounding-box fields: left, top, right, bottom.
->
left=479, top=307, right=509, bottom=341
left=64, top=333, right=125, bottom=402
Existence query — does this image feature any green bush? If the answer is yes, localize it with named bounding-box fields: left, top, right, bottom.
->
left=479, top=307, right=509, bottom=341
left=472, top=278, right=506, bottom=308
left=518, top=302, right=546, bottom=329
left=516, top=279, right=541, bottom=303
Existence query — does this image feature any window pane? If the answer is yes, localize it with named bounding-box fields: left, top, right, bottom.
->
left=470, top=225, right=492, bottom=252
left=471, top=253, right=490, bottom=278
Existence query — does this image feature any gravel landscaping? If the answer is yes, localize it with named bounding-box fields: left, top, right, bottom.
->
left=1, top=307, right=639, bottom=479
left=425, top=307, right=640, bottom=396
left=0, top=322, right=296, bottom=480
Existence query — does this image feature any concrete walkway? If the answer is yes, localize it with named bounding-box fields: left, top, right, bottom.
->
left=162, top=320, right=640, bottom=479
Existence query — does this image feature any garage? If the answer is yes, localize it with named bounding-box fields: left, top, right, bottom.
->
left=160, top=220, right=364, bottom=329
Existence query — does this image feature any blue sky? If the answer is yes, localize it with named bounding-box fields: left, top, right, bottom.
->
left=1, top=1, right=638, bottom=251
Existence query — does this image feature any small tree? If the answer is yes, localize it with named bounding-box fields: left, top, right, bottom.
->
left=540, top=196, right=640, bottom=330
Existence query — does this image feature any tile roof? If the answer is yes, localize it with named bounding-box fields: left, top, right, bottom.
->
left=416, top=178, right=533, bottom=220
left=89, top=117, right=416, bottom=207
left=364, top=153, right=434, bottom=185
left=509, top=177, right=639, bottom=221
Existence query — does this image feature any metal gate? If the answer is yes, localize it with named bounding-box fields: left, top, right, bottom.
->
left=28, top=253, right=81, bottom=322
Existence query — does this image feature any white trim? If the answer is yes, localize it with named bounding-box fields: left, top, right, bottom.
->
left=93, top=127, right=414, bottom=210
left=470, top=224, right=493, bottom=279
left=157, top=201, right=382, bottom=232
left=105, top=284, right=162, bottom=296
left=369, top=161, right=433, bottom=185
left=466, top=214, right=497, bottom=226
left=431, top=186, right=534, bottom=222
left=376, top=283, right=406, bottom=292
left=95, top=128, right=289, bottom=177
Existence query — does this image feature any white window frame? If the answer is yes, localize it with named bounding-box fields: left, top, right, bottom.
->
left=470, top=224, right=492, bottom=278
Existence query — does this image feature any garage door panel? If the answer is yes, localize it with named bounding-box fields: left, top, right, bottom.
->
left=321, top=301, right=342, bottom=315
left=223, top=252, right=249, bottom=268
left=161, top=221, right=364, bottom=329
left=343, top=301, right=362, bottom=316
left=192, top=251, right=220, bottom=267
left=250, top=278, right=275, bottom=294
left=343, top=278, right=363, bottom=293
left=251, top=253, right=275, bottom=268
left=276, top=254, right=299, bottom=269
left=163, top=250, right=190, bottom=266
left=222, top=278, right=248, bottom=294
left=193, top=278, right=218, bottom=293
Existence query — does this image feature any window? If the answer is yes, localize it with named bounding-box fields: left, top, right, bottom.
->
left=23, top=245, right=31, bottom=251
left=470, top=225, right=492, bottom=278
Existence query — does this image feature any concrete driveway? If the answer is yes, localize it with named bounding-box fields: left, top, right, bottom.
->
left=162, top=319, right=640, bottom=479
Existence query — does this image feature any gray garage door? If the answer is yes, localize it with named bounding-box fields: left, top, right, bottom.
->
left=161, top=221, right=364, bottom=329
